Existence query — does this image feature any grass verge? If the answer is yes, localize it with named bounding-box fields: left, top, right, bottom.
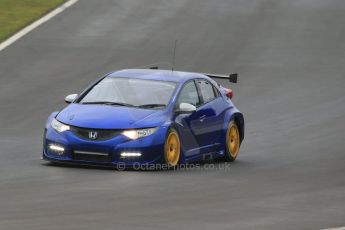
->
left=0, top=0, right=66, bottom=42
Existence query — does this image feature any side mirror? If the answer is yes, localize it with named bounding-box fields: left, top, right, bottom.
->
left=179, top=103, right=196, bottom=113
left=65, top=94, right=78, bottom=104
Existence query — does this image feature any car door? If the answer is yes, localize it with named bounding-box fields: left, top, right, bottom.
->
left=174, top=79, right=224, bottom=157
left=194, top=79, right=224, bottom=150
left=174, top=80, right=203, bottom=157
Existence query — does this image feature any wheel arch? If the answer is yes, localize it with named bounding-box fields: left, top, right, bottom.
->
left=231, top=112, right=245, bottom=144
left=223, top=108, right=244, bottom=145
left=165, top=122, right=186, bottom=164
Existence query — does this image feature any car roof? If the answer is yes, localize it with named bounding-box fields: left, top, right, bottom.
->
left=108, top=69, right=208, bottom=83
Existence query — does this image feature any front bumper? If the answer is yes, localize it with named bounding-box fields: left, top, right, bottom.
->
left=42, top=125, right=168, bottom=167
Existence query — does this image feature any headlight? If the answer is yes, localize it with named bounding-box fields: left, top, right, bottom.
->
left=51, top=118, right=70, bottom=133
left=122, top=128, right=157, bottom=140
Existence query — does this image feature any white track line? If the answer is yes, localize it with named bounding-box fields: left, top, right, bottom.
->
left=321, top=227, right=345, bottom=230
left=0, top=0, right=79, bottom=52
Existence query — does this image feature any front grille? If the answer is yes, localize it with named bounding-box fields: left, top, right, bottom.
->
left=73, top=150, right=111, bottom=163
left=70, top=126, right=122, bottom=141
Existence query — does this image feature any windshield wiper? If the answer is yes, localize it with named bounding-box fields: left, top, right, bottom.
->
left=82, top=101, right=135, bottom=107
left=138, top=103, right=166, bottom=109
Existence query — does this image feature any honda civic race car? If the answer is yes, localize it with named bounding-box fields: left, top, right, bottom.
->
left=42, top=69, right=244, bottom=168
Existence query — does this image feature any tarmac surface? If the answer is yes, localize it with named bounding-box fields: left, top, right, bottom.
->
left=0, top=0, right=345, bottom=229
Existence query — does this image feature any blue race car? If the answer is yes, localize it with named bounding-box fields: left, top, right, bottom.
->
left=43, top=69, right=244, bottom=168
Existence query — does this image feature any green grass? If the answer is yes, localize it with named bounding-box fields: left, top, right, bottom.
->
left=0, top=0, right=66, bottom=42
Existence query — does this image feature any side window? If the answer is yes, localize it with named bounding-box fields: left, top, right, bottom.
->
left=197, top=80, right=216, bottom=103
left=213, top=85, right=221, bottom=97
left=176, top=81, right=200, bottom=107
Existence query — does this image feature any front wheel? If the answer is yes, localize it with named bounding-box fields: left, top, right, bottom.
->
left=164, top=129, right=181, bottom=167
left=225, top=120, right=240, bottom=161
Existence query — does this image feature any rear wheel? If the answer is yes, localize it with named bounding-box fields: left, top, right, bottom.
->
left=225, top=120, right=240, bottom=161
left=164, top=129, right=181, bottom=167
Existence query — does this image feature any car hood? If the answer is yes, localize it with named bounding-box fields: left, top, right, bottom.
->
left=56, top=104, right=167, bottom=129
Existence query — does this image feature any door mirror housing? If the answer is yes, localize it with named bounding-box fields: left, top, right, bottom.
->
left=178, top=103, right=196, bottom=113
left=65, top=94, right=78, bottom=104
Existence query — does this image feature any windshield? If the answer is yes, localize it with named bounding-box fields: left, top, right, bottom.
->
left=79, top=77, right=177, bottom=109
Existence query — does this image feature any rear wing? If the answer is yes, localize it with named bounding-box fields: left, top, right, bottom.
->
left=148, top=66, right=238, bottom=83
left=204, top=73, right=238, bottom=83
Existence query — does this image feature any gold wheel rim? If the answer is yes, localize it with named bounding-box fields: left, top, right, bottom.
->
left=164, top=132, right=180, bottom=167
left=227, top=122, right=240, bottom=158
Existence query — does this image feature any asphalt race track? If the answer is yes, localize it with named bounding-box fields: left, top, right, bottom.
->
left=1, top=0, right=345, bottom=229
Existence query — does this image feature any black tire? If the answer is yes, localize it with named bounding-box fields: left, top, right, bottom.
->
left=224, top=120, right=240, bottom=162
left=164, top=128, right=181, bottom=167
